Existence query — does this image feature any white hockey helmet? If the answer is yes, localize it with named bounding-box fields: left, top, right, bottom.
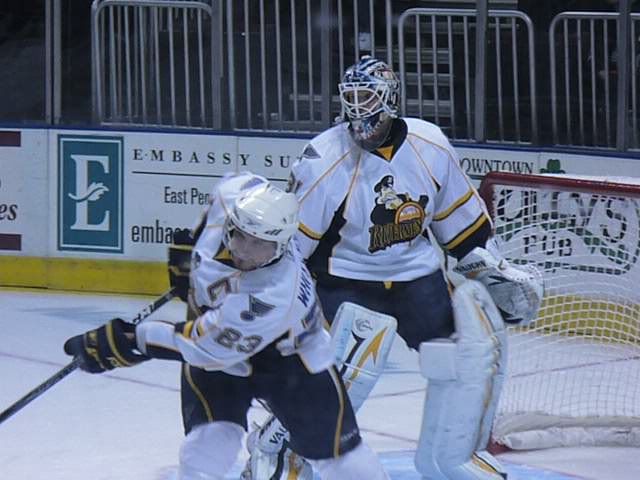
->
left=338, top=55, right=400, bottom=150
left=224, top=182, right=299, bottom=269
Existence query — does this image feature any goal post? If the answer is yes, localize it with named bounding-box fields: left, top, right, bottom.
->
left=479, top=171, right=640, bottom=450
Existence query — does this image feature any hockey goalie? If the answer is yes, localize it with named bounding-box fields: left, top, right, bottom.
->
left=241, top=55, right=544, bottom=480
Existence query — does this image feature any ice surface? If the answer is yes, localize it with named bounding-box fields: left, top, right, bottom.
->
left=1, top=288, right=638, bottom=480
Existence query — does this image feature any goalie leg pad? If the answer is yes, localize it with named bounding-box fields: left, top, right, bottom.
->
left=330, top=302, right=397, bottom=411
left=478, top=318, right=507, bottom=450
left=414, top=280, right=507, bottom=480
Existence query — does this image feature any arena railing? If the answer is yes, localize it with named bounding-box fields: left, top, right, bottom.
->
left=91, top=0, right=223, bottom=129
left=223, top=0, right=393, bottom=132
left=397, top=8, right=537, bottom=145
left=87, top=1, right=639, bottom=153
left=549, top=12, right=640, bottom=151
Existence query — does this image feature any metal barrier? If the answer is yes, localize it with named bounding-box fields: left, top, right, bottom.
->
left=398, top=8, right=537, bottom=144
left=89, top=1, right=638, bottom=152
left=224, top=0, right=392, bottom=132
left=91, top=0, right=222, bottom=129
left=550, top=12, right=640, bottom=150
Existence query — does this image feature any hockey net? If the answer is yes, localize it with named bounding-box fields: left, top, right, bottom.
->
left=479, top=171, right=640, bottom=450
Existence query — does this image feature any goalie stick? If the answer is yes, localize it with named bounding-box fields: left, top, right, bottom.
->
left=0, top=287, right=177, bottom=425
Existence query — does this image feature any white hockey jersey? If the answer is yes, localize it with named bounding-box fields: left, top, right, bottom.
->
left=290, top=118, right=491, bottom=281
left=136, top=172, right=333, bottom=375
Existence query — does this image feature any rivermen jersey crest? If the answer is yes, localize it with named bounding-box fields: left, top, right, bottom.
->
left=368, top=174, right=428, bottom=252
left=291, top=118, right=491, bottom=282
left=135, top=172, right=333, bottom=375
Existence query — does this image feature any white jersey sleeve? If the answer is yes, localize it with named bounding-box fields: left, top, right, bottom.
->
left=406, top=120, right=491, bottom=253
left=290, top=125, right=357, bottom=259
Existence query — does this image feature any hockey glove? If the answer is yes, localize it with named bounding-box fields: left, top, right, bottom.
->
left=168, top=228, right=195, bottom=302
left=453, top=239, right=544, bottom=325
left=63, top=318, right=149, bottom=373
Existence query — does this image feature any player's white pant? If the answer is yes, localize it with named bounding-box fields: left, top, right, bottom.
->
left=179, top=421, right=244, bottom=480
left=242, top=302, right=397, bottom=480
left=310, top=443, right=390, bottom=480
left=415, top=280, right=508, bottom=480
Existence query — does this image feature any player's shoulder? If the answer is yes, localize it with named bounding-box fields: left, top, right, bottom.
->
left=295, top=123, right=353, bottom=170
left=403, top=117, right=455, bottom=154
left=291, top=123, right=356, bottom=194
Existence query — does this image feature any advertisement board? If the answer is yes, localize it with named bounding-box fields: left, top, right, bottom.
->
left=456, top=146, right=540, bottom=183
left=43, top=130, right=640, bottom=263
left=1, top=126, right=639, bottom=292
left=237, top=135, right=307, bottom=189
left=49, top=130, right=240, bottom=260
left=538, top=151, right=640, bottom=178
left=0, top=129, right=48, bottom=256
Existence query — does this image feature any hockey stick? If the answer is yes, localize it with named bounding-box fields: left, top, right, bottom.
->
left=0, top=287, right=177, bottom=425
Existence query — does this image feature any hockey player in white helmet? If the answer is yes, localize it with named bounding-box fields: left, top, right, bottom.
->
left=64, top=171, right=389, bottom=480
left=243, top=56, right=544, bottom=480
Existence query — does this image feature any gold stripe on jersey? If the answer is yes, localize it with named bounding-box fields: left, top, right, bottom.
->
left=299, top=222, right=323, bottom=240
left=196, top=321, right=206, bottom=337
left=328, top=367, right=346, bottom=458
left=342, top=151, right=363, bottom=215
left=299, top=147, right=356, bottom=204
left=328, top=152, right=363, bottom=275
left=408, top=131, right=458, bottom=162
left=219, top=193, right=230, bottom=216
left=184, top=363, right=214, bottom=421
left=433, top=188, right=475, bottom=221
left=406, top=135, right=442, bottom=191
left=409, top=131, right=468, bottom=192
left=181, top=320, right=195, bottom=338
left=444, top=213, right=489, bottom=250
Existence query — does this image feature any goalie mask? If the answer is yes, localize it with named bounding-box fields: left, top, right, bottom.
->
left=224, top=183, right=299, bottom=271
left=339, top=55, right=400, bottom=151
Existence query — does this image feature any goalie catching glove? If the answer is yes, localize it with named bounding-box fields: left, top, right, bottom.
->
left=453, top=238, right=544, bottom=325
left=63, top=318, right=149, bottom=373
left=168, top=228, right=196, bottom=302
